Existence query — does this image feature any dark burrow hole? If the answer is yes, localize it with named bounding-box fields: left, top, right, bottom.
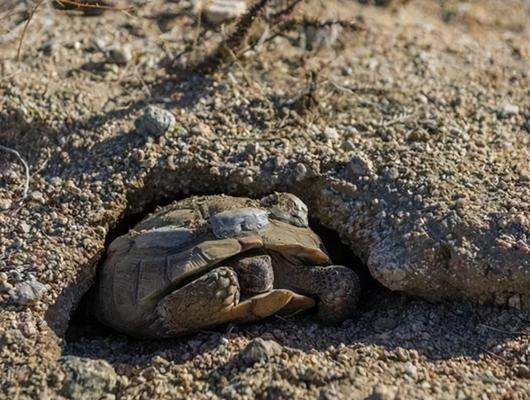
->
left=64, top=197, right=388, bottom=351
left=61, top=197, right=530, bottom=367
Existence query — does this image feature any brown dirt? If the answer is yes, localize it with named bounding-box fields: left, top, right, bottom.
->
left=1, top=0, right=529, bottom=399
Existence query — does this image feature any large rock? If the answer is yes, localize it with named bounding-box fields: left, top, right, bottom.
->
left=58, top=357, right=118, bottom=400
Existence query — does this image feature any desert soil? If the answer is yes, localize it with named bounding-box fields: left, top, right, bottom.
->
left=1, top=0, right=530, bottom=399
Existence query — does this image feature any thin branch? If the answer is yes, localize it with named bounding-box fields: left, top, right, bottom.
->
left=16, top=0, right=45, bottom=60
left=53, top=0, right=134, bottom=15
left=0, top=144, right=30, bottom=200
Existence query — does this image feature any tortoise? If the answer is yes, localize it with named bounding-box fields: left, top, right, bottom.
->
left=91, top=193, right=360, bottom=338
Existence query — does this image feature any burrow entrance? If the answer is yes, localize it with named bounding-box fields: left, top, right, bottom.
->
left=51, top=192, right=530, bottom=380
left=62, top=193, right=389, bottom=354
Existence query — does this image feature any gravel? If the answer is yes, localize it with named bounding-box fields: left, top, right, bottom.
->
left=0, top=0, right=529, bottom=398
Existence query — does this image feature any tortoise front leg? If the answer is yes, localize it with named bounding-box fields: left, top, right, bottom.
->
left=150, top=267, right=314, bottom=338
left=272, top=260, right=360, bottom=323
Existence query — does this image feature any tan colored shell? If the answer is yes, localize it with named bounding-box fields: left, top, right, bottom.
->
left=92, top=194, right=329, bottom=337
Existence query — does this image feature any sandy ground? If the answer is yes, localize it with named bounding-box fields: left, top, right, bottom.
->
left=1, top=0, right=529, bottom=399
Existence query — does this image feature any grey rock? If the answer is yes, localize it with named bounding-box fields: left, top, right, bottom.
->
left=10, top=280, right=49, bottom=305
left=368, top=384, right=395, bottom=400
left=0, top=329, right=25, bottom=346
left=29, top=191, right=45, bottom=203
left=240, top=338, right=282, bottom=365
left=59, top=356, right=117, bottom=400
left=0, top=198, right=12, bottom=210
left=105, top=45, right=132, bottom=65
left=304, top=24, right=341, bottom=50
left=497, top=103, right=519, bottom=117
left=404, top=362, right=417, bottom=379
left=323, top=127, right=339, bottom=141
left=136, top=105, right=177, bottom=136
left=19, top=221, right=30, bottom=234
left=346, top=153, right=374, bottom=177
left=221, top=382, right=254, bottom=399
left=294, top=163, right=308, bottom=181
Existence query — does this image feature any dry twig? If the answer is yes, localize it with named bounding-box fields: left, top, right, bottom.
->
left=16, top=0, right=45, bottom=60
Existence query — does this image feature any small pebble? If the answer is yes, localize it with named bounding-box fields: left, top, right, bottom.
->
left=0, top=198, right=12, bottom=210
left=304, top=24, right=341, bottom=50
left=323, top=127, right=339, bottom=141
left=105, top=45, right=132, bottom=65
left=346, top=153, right=374, bottom=177
left=30, top=191, right=45, bottom=203
left=515, top=365, right=530, bottom=379
left=240, top=338, right=282, bottom=366
left=19, top=221, right=31, bottom=234
left=136, top=106, right=177, bottom=137
left=294, top=163, right=308, bottom=181
left=497, top=103, right=519, bottom=117
left=404, top=362, right=418, bottom=379
left=342, top=139, right=356, bottom=151
left=50, top=177, right=63, bottom=186
left=369, top=384, right=395, bottom=400
left=194, top=0, right=247, bottom=25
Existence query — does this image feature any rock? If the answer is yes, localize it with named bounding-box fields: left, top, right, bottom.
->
left=136, top=106, right=177, bottom=136
left=368, top=384, right=395, bottom=400
left=38, top=40, right=58, bottom=56
left=193, top=0, right=247, bottom=25
left=497, top=103, right=519, bottom=117
left=0, top=329, right=25, bottom=346
left=240, top=338, right=282, bottom=366
left=515, top=365, right=530, bottom=379
left=404, top=362, right=417, bottom=379
left=105, top=45, right=132, bottom=65
left=29, top=191, right=45, bottom=203
left=508, top=294, right=521, bottom=309
left=294, top=163, right=309, bottom=181
left=323, top=127, right=339, bottom=141
left=346, top=153, right=374, bottom=177
left=9, top=280, right=49, bottom=305
left=59, top=357, right=118, bottom=400
left=50, top=176, right=63, bottom=186
left=0, top=280, right=13, bottom=293
left=342, top=139, right=356, bottom=151
left=19, top=221, right=30, bottom=234
left=0, top=198, right=12, bottom=210
left=304, top=24, right=341, bottom=50
left=221, top=382, right=254, bottom=399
